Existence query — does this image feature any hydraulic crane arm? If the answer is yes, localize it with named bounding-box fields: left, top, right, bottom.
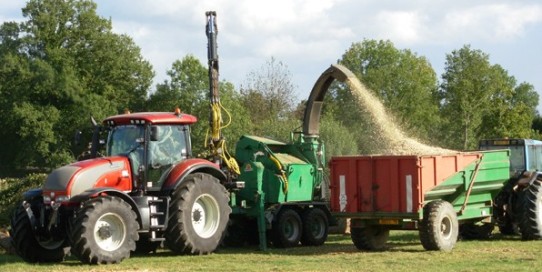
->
left=205, top=11, right=240, bottom=175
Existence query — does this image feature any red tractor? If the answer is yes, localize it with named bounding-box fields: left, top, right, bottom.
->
left=10, top=11, right=239, bottom=264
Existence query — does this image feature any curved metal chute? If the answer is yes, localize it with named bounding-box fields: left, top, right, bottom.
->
left=302, top=64, right=357, bottom=136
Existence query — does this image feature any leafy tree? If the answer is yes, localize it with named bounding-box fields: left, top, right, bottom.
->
left=439, top=45, right=539, bottom=150
left=0, top=0, right=153, bottom=172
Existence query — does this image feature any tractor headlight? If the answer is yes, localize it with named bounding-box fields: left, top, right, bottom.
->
left=55, top=195, right=70, bottom=203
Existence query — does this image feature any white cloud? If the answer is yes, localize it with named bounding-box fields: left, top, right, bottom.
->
left=374, top=10, right=425, bottom=44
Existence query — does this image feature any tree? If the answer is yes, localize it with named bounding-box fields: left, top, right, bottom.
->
left=0, top=0, right=153, bottom=172
left=240, top=57, right=299, bottom=140
left=439, top=45, right=538, bottom=150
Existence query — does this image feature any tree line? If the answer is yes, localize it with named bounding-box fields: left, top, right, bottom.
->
left=0, top=0, right=540, bottom=176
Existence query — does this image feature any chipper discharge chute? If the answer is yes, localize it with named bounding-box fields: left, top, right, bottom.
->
left=329, top=150, right=510, bottom=251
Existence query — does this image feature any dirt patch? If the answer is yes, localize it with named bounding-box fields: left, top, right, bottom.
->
left=345, top=74, right=454, bottom=155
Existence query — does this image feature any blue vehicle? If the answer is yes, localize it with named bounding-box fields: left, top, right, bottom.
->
left=479, top=138, right=542, bottom=173
left=477, top=138, right=542, bottom=239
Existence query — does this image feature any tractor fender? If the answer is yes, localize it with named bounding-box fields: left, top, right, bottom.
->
left=303, top=64, right=357, bottom=136
left=162, top=158, right=227, bottom=193
left=69, top=187, right=143, bottom=228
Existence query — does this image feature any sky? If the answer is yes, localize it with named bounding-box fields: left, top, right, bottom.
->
left=1, top=0, right=541, bottom=111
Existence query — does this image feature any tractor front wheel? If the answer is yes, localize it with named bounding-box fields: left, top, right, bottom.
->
left=69, top=196, right=138, bottom=264
left=10, top=204, right=68, bottom=263
left=419, top=200, right=458, bottom=251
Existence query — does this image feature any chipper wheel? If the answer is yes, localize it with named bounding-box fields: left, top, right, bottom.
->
left=10, top=203, right=69, bottom=263
left=300, top=208, right=329, bottom=246
left=271, top=208, right=303, bottom=247
left=519, top=180, right=542, bottom=240
left=165, top=173, right=231, bottom=255
left=69, top=196, right=139, bottom=264
left=350, top=226, right=389, bottom=251
left=419, top=200, right=458, bottom=251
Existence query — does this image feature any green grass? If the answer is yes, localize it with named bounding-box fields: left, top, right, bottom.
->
left=1, top=232, right=542, bottom=271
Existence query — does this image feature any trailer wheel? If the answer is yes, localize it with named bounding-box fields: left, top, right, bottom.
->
left=350, top=226, right=389, bottom=251
left=165, top=173, right=231, bottom=254
left=69, top=196, right=138, bottom=264
left=10, top=203, right=68, bottom=263
left=459, top=223, right=494, bottom=240
left=300, top=208, right=329, bottom=246
left=519, top=180, right=542, bottom=240
left=419, top=200, right=458, bottom=251
left=271, top=208, right=302, bottom=247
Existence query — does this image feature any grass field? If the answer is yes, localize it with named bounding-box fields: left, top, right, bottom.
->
left=1, top=231, right=542, bottom=271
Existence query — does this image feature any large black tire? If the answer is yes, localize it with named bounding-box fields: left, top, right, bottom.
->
left=69, top=196, right=139, bottom=264
left=300, top=208, right=329, bottom=246
left=165, top=173, right=231, bottom=255
left=519, top=180, right=542, bottom=240
left=459, top=222, right=494, bottom=240
left=10, top=204, right=68, bottom=263
left=419, top=200, right=458, bottom=251
left=271, top=208, right=302, bottom=248
left=350, top=226, right=389, bottom=251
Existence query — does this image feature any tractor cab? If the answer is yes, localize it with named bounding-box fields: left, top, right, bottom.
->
left=104, top=110, right=197, bottom=190
left=479, top=138, right=542, bottom=173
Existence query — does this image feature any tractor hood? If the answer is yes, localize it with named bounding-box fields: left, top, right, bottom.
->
left=43, top=156, right=133, bottom=199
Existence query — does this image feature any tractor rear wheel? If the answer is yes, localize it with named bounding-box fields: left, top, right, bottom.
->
left=419, top=200, right=458, bottom=251
left=10, top=204, right=68, bottom=263
left=271, top=208, right=302, bottom=247
left=350, top=226, right=389, bottom=251
left=300, top=208, right=329, bottom=246
left=69, top=196, right=138, bottom=264
left=519, top=180, right=542, bottom=240
left=165, top=173, right=231, bottom=254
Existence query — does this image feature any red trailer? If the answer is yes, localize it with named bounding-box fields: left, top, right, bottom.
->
left=329, top=150, right=510, bottom=251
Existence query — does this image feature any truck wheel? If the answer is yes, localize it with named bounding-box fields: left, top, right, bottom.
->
left=350, top=226, right=389, bottom=250
left=165, top=173, right=231, bottom=254
left=419, top=200, right=458, bottom=251
left=69, top=196, right=138, bottom=264
left=10, top=204, right=68, bottom=263
left=300, top=208, right=329, bottom=246
left=459, top=223, right=494, bottom=240
left=271, top=208, right=302, bottom=247
left=519, top=180, right=542, bottom=240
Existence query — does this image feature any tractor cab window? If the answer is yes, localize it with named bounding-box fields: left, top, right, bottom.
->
left=106, top=125, right=145, bottom=156
left=146, top=125, right=189, bottom=189
left=106, top=125, right=145, bottom=176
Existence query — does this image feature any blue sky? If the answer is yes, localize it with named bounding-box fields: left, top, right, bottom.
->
left=1, top=0, right=541, bottom=111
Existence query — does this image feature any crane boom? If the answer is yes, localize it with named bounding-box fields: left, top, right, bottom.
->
left=205, top=11, right=239, bottom=176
